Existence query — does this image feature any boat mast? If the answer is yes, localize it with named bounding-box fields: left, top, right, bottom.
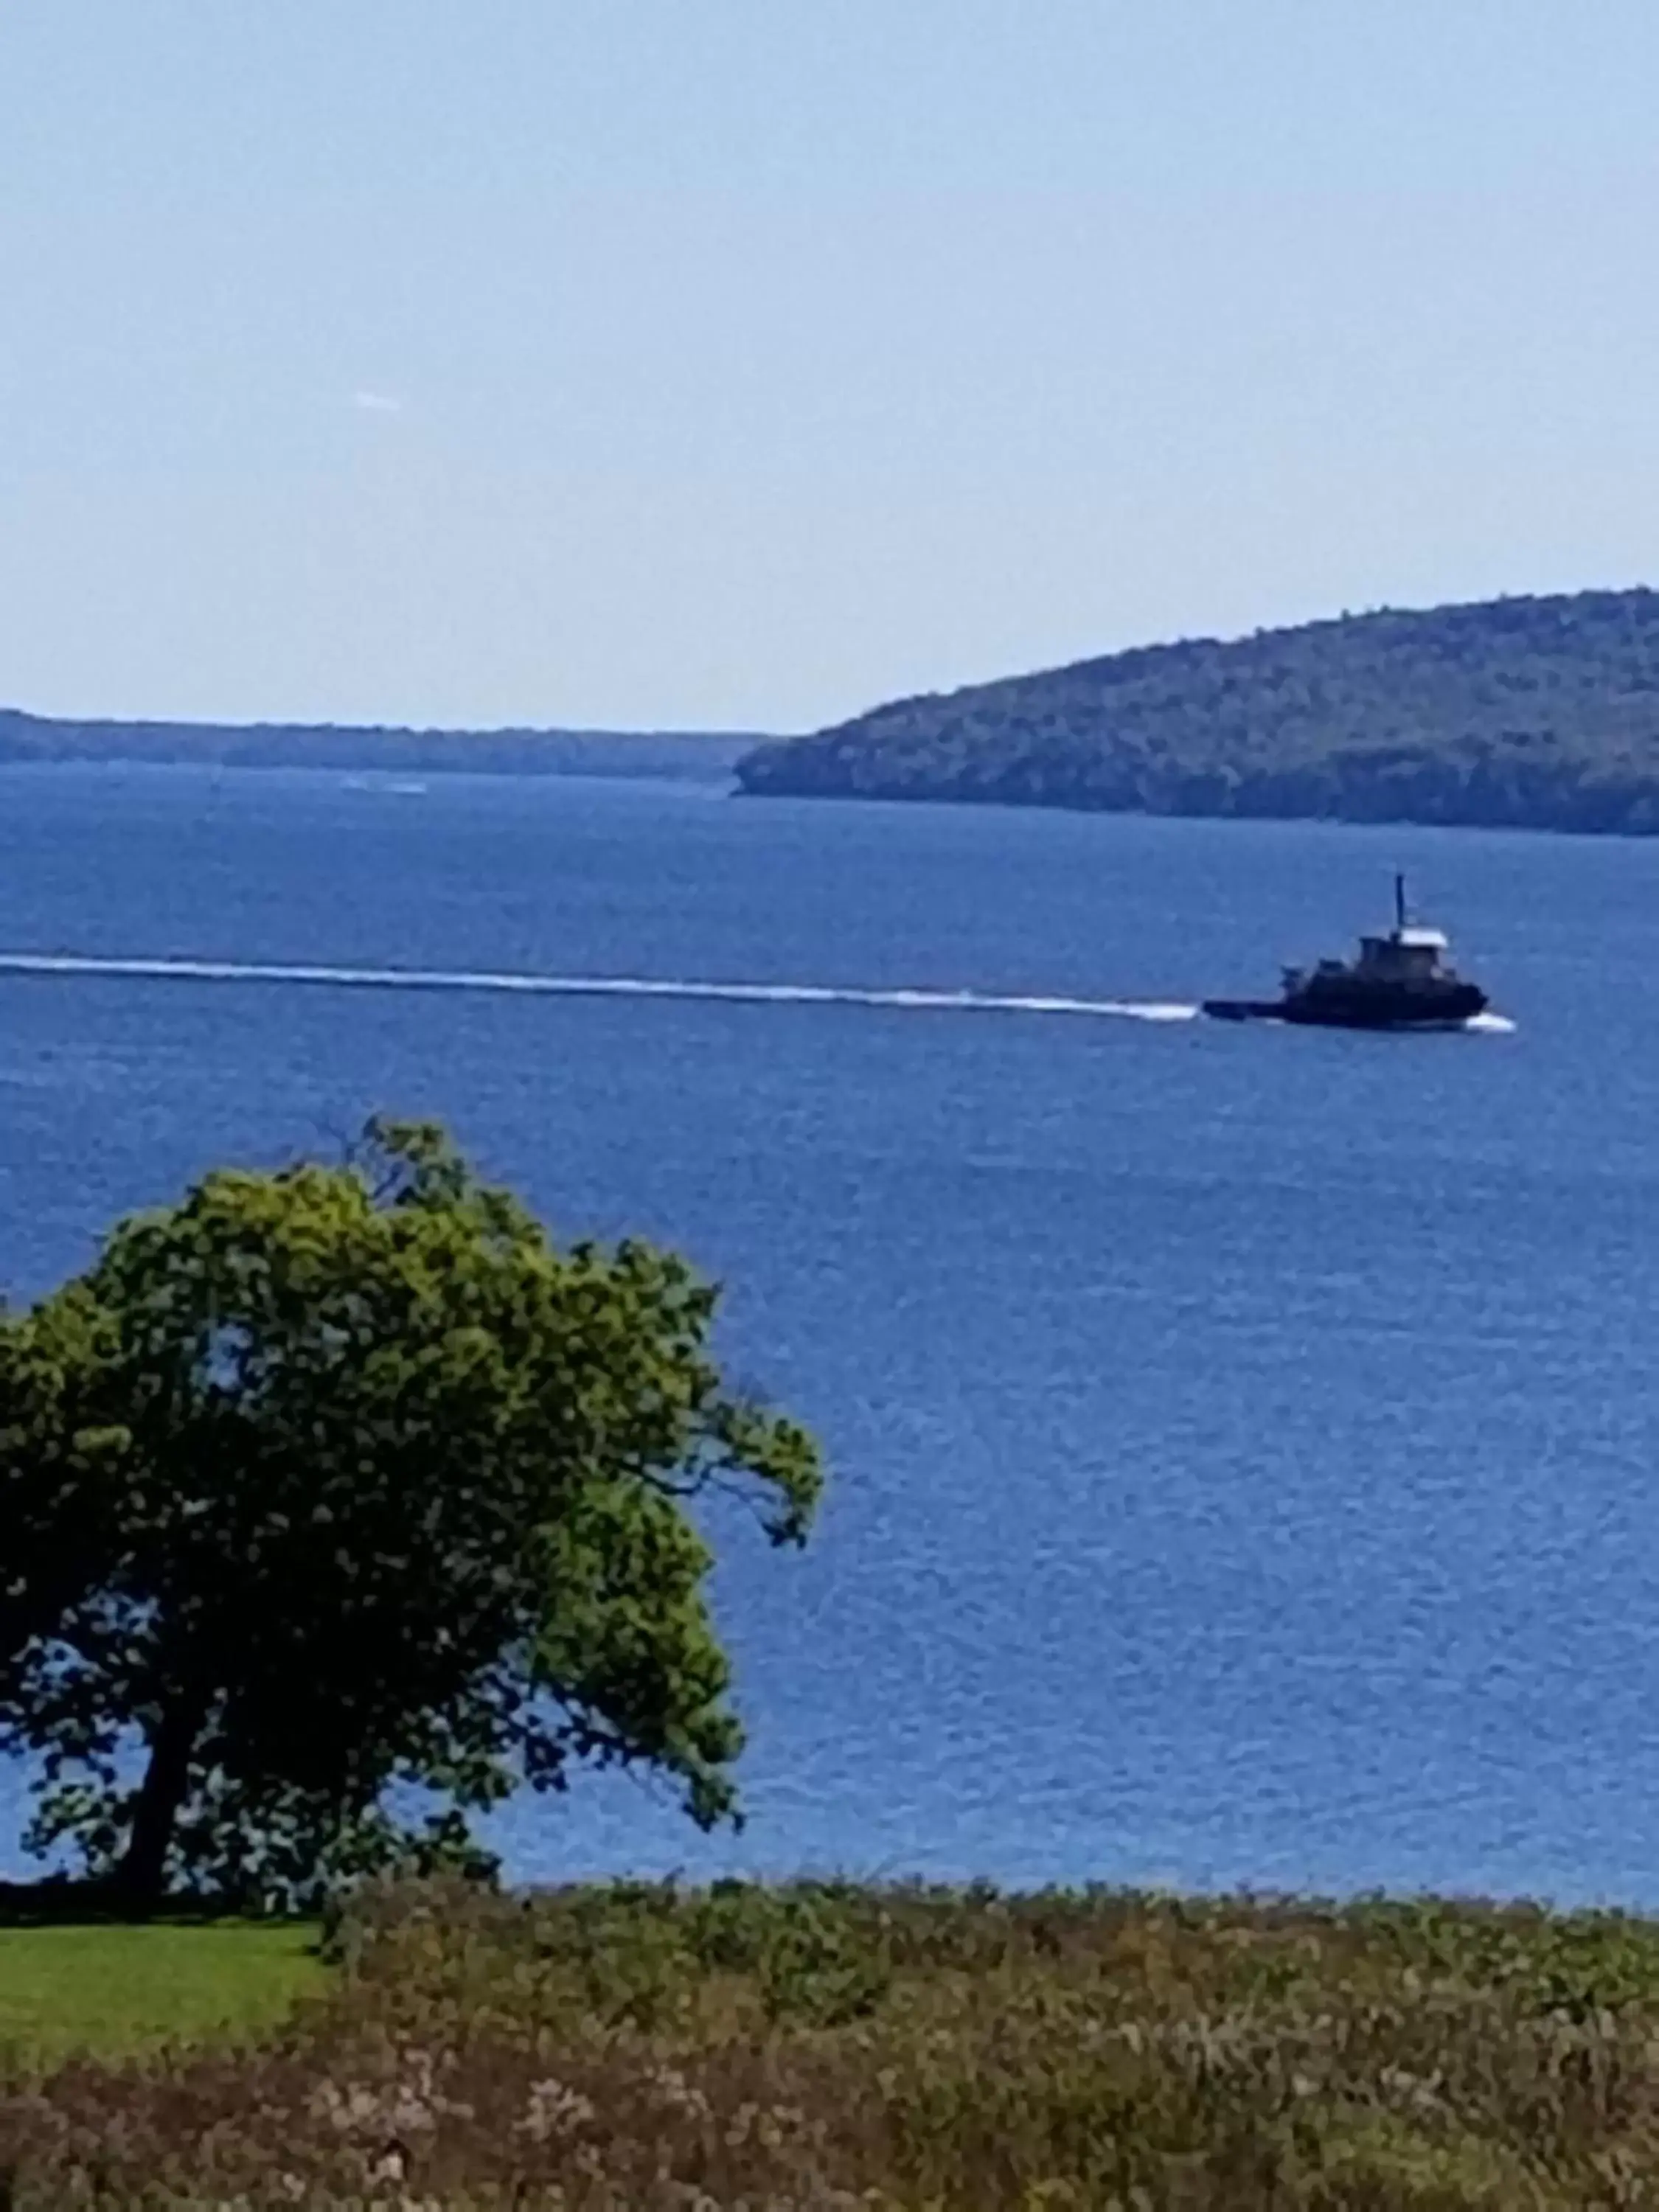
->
left=1394, top=872, right=1407, bottom=931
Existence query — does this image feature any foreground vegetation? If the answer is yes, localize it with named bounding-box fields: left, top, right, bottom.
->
left=10, top=1879, right=1659, bottom=2205
left=1, top=1118, right=820, bottom=1910
left=737, top=586, right=1659, bottom=834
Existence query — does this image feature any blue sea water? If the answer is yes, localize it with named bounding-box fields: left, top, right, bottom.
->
left=4, top=762, right=1659, bottom=1903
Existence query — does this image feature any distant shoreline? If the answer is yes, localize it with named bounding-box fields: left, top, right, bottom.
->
left=0, top=710, right=759, bottom=784
left=734, top=773, right=1659, bottom=837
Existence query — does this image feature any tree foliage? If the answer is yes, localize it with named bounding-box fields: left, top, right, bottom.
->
left=0, top=1119, right=821, bottom=1910
left=737, top=587, right=1659, bottom=833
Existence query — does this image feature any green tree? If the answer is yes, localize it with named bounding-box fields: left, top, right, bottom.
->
left=0, top=1119, right=821, bottom=1911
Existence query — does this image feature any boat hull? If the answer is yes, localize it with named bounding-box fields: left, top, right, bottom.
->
left=1203, top=984, right=1489, bottom=1030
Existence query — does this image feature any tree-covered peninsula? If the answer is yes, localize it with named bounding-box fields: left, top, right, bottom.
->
left=737, top=588, right=1659, bottom=835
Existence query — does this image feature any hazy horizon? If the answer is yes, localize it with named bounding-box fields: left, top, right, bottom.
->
left=6, top=2, right=1659, bottom=734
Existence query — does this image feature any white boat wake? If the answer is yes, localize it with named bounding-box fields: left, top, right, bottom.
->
left=0, top=954, right=1517, bottom=1033
left=0, top=952, right=1200, bottom=1025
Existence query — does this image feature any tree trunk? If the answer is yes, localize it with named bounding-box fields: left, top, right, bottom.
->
left=114, top=1694, right=203, bottom=1912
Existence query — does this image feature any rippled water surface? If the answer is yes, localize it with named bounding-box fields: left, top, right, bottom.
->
left=4, top=764, right=1659, bottom=1900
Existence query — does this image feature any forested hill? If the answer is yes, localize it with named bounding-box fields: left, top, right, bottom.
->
left=736, top=589, right=1659, bottom=835
left=0, top=709, right=755, bottom=782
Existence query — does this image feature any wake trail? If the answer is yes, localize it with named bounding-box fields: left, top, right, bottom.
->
left=0, top=952, right=1200, bottom=1026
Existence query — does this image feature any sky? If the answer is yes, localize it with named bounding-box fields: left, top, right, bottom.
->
left=4, top=1, right=1659, bottom=734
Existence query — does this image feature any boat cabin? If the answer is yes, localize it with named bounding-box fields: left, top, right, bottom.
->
left=1281, top=879, right=1456, bottom=995
left=1355, top=924, right=1449, bottom=979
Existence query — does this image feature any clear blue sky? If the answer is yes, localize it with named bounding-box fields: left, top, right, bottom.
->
left=4, top=2, right=1658, bottom=732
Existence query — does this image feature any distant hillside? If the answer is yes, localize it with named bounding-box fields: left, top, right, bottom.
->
left=736, top=588, right=1659, bottom=835
left=0, top=709, right=757, bottom=782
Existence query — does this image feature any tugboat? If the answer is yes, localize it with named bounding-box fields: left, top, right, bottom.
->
left=1203, top=876, right=1489, bottom=1029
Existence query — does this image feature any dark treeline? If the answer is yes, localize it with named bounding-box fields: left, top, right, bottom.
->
left=0, top=708, right=757, bottom=782
left=737, top=587, right=1659, bottom=834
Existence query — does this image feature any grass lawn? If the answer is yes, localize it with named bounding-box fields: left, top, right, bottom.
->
left=0, top=1921, right=326, bottom=2068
